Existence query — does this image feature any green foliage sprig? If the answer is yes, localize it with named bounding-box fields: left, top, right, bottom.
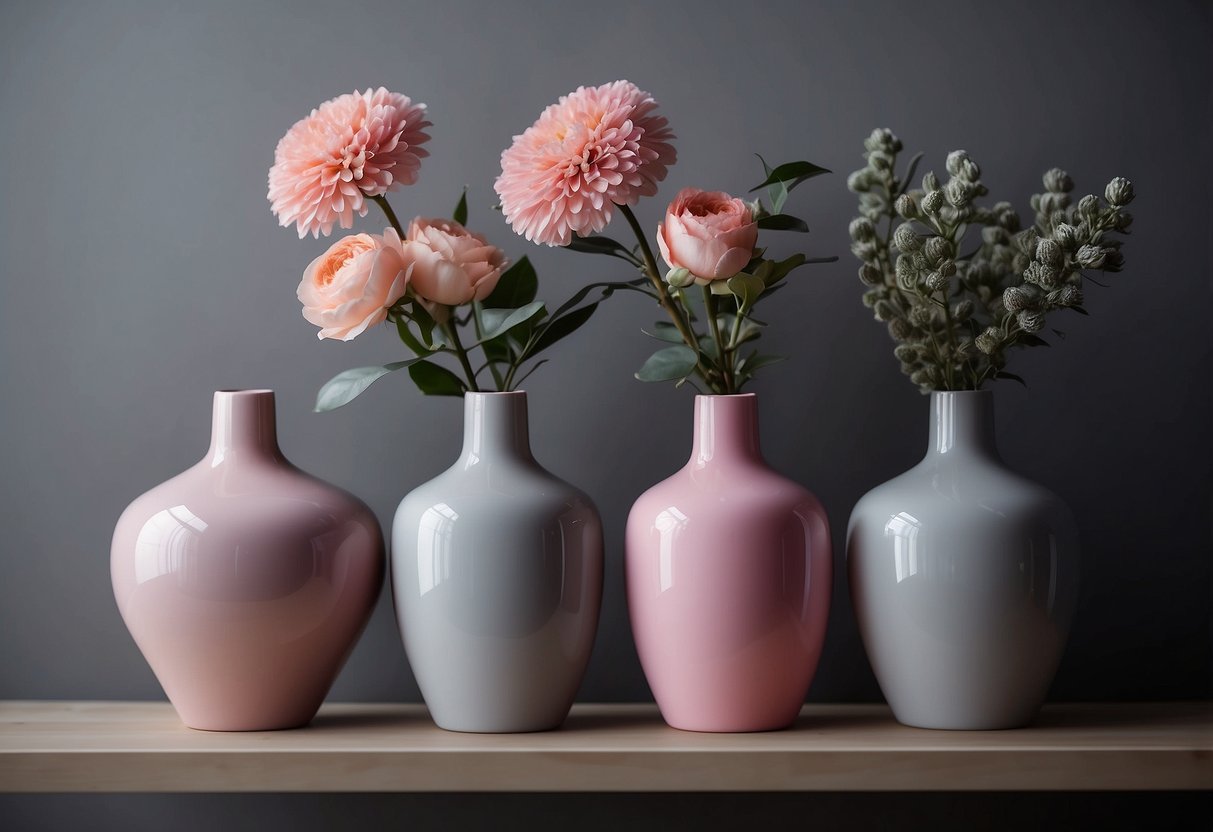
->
left=847, top=128, right=1135, bottom=392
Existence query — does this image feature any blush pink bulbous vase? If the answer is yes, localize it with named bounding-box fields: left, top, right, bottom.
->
left=111, top=390, right=384, bottom=731
left=626, top=393, right=832, bottom=732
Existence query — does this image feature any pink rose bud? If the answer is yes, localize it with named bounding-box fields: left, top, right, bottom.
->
left=297, top=229, right=410, bottom=341
left=656, top=188, right=759, bottom=283
left=401, top=218, right=509, bottom=307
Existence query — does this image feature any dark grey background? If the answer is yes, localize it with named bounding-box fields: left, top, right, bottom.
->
left=1, top=0, right=1209, bottom=829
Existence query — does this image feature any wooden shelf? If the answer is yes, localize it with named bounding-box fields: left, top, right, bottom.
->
left=1, top=701, right=1209, bottom=793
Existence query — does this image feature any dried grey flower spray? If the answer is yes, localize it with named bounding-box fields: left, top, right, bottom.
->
left=848, top=129, right=1135, bottom=392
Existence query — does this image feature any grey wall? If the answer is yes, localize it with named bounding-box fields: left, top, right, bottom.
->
left=1, top=0, right=1209, bottom=828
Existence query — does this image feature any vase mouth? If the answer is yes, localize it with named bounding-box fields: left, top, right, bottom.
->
left=465, top=390, right=527, bottom=398
left=930, top=389, right=993, bottom=397
left=214, top=388, right=274, bottom=396
left=695, top=392, right=757, bottom=400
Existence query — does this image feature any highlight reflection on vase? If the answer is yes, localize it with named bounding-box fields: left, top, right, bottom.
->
left=111, top=390, right=384, bottom=731
left=626, top=393, right=832, bottom=733
left=847, top=390, right=1079, bottom=730
left=392, top=391, right=603, bottom=733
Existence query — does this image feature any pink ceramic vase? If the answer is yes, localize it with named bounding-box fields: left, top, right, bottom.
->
left=626, top=393, right=832, bottom=732
left=111, top=390, right=384, bottom=731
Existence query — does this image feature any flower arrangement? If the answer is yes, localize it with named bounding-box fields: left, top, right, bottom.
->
left=495, top=81, right=835, bottom=394
left=847, top=128, right=1136, bottom=392
left=269, top=88, right=617, bottom=409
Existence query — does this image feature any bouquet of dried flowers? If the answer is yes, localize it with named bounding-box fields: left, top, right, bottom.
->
left=847, top=128, right=1135, bottom=392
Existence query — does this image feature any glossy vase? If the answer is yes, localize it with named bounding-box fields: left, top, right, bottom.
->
left=847, top=390, right=1079, bottom=730
left=111, top=390, right=384, bottom=731
left=626, top=393, right=832, bottom=733
left=392, top=391, right=603, bottom=733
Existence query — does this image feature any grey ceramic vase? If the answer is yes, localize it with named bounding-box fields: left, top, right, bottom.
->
left=391, top=391, right=604, bottom=733
left=847, top=390, right=1079, bottom=730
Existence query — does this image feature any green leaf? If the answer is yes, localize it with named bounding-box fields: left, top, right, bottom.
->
left=635, top=345, right=699, bottom=383
left=509, top=359, right=549, bottom=391
left=749, top=159, right=830, bottom=194
left=896, top=152, right=925, bottom=197
left=408, top=360, right=467, bottom=397
left=726, top=272, right=765, bottom=314
left=483, top=256, right=538, bottom=309
left=529, top=304, right=597, bottom=355
left=478, top=301, right=546, bottom=342
left=756, top=155, right=789, bottom=214
left=641, top=321, right=684, bottom=343
left=1018, top=333, right=1051, bottom=348
left=395, top=315, right=435, bottom=356
left=564, top=235, right=641, bottom=264
left=756, top=214, right=809, bottom=232
left=742, top=353, right=787, bottom=373
left=762, top=253, right=807, bottom=286
left=409, top=301, right=441, bottom=348
left=550, top=278, right=647, bottom=319
left=315, top=360, right=419, bottom=412
left=996, top=371, right=1028, bottom=387
left=452, top=188, right=468, bottom=225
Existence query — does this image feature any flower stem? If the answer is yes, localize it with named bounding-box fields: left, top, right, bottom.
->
left=441, top=318, right=481, bottom=393
left=702, top=285, right=734, bottom=393
left=471, top=301, right=506, bottom=390
left=371, top=195, right=406, bottom=238
left=373, top=194, right=479, bottom=394
left=617, top=204, right=714, bottom=389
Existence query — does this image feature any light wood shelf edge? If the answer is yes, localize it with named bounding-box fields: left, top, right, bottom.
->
left=2, top=701, right=1210, bottom=793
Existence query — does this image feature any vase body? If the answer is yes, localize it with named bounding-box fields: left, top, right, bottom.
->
left=847, top=390, right=1079, bottom=730
left=391, top=391, right=603, bottom=733
left=626, top=393, right=832, bottom=733
left=111, top=390, right=384, bottom=731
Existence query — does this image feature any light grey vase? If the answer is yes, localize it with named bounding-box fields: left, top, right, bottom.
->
left=847, top=390, right=1079, bottom=730
left=391, top=391, right=603, bottom=733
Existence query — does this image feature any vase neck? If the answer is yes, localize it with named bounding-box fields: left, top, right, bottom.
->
left=926, top=390, right=1000, bottom=460
left=207, top=390, right=281, bottom=464
left=689, top=394, right=763, bottom=466
left=460, top=392, right=533, bottom=463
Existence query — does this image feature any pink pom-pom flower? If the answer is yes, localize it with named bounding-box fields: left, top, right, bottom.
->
left=494, top=81, right=676, bottom=247
left=269, top=88, right=431, bottom=239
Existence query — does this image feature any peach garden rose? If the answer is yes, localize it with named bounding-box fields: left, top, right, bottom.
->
left=402, top=218, right=508, bottom=306
left=297, top=230, right=408, bottom=341
left=656, top=188, right=759, bottom=284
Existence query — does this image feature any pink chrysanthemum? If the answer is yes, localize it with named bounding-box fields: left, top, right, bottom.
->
left=268, top=87, right=431, bottom=239
left=494, top=81, right=676, bottom=246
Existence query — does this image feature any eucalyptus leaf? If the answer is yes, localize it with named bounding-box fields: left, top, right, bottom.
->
left=478, top=301, right=546, bottom=342
left=409, top=360, right=467, bottom=397
left=635, top=345, right=698, bottom=382
left=996, top=371, right=1028, bottom=387
left=314, top=360, right=420, bottom=412
left=453, top=188, right=468, bottom=225
left=483, top=256, right=538, bottom=309
left=756, top=214, right=810, bottom=232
